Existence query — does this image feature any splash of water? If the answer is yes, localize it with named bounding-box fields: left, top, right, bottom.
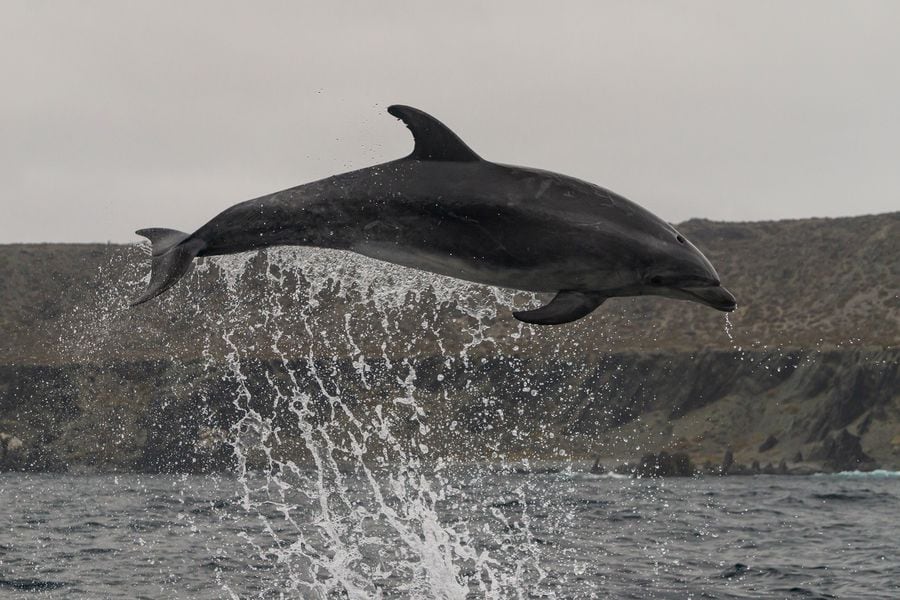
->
left=723, top=313, right=734, bottom=343
left=59, top=243, right=609, bottom=597
left=181, top=248, right=572, bottom=598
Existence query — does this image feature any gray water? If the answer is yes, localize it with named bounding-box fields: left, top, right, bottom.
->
left=20, top=248, right=896, bottom=599
left=1, top=470, right=898, bottom=599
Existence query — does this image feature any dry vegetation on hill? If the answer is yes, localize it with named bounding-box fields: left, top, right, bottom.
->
left=0, top=213, right=897, bottom=472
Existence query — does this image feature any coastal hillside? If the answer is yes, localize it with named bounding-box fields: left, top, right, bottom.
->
left=2, top=213, right=897, bottom=364
left=0, top=212, right=898, bottom=472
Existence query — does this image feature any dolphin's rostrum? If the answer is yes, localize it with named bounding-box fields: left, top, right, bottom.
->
left=132, top=105, right=736, bottom=324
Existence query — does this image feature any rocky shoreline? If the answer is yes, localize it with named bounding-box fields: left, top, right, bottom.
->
left=1, top=347, right=897, bottom=474
left=1, top=213, right=898, bottom=474
left=594, top=427, right=880, bottom=478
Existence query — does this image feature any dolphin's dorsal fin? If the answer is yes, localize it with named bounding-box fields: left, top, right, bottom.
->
left=388, top=105, right=481, bottom=162
left=513, top=291, right=607, bottom=325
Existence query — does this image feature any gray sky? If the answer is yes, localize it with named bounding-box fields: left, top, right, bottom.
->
left=1, top=1, right=899, bottom=243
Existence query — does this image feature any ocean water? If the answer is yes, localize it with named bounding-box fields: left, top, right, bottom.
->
left=20, top=247, right=894, bottom=599
left=1, top=470, right=898, bottom=599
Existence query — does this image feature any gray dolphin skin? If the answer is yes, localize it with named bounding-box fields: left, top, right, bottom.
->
left=132, top=105, right=736, bottom=325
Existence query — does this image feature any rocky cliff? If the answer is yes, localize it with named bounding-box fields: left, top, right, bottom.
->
left=1, top=213, right=898, bottom=472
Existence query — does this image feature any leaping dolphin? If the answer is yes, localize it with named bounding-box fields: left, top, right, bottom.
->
left=132, top=105, right=736, bottom=325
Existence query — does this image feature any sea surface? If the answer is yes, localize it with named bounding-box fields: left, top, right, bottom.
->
left=1, top=470, right=898, bottom=599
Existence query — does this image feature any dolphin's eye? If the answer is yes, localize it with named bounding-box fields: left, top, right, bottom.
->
left=676, top=235, right=685, bottom=244
left=649, top=276, right=664, bottom=286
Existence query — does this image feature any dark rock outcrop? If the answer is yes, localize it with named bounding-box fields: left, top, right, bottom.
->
left=0, top=213, right=898, bottom=472
left=812, top=429, right=878, bottom=472
left=758, top=434, right=778, bottom=452
left=633, top=451, right=695, bottom=478
left=0, top=346, right=897, bottom=472
left=721, top=448, right=734, bottom=475
left=0, top=432, right=23, bottom=468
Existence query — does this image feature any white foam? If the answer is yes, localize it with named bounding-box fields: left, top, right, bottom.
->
left=192, top=248, right=556, bottom=597
left=831, top=469, right=900, bottom=478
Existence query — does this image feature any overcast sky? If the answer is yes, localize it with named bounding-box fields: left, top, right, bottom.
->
left=1, top=1, right=898, bottom=243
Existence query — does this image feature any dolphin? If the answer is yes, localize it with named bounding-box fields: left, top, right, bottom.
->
left=132, top=105, right=736, bottom=325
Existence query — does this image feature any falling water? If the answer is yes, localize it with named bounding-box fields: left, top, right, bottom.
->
left=14, top=242, right=896, bottom=599
left=723, top=313, right=734, bottom=343
left=148, top=247, right=581, bottom=598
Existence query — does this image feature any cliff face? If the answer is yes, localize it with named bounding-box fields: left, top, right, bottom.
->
left=1, top=349, right=897, bottom=472
left=1, top=213, right=898, bottom=472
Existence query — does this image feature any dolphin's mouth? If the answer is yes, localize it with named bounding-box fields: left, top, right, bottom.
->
left=678, top=285, right=737, bottom=312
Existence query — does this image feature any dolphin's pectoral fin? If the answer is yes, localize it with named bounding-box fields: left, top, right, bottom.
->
left=513, top=291, right=607, bottom=325
left=387, top=105, right=481, bottom=162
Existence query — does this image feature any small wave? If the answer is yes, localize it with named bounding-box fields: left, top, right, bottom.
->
left=717, top=563, right=794, bottom=581
left=720, top=563, right=749, bottom=579
left=588, top=471, right=630, bottom=480
left=0, top=578, right=66, bottom=591
left=811, top=492, right=869, bottom=501
left=607, top=511, right=642, bottom=522
left=774, top=586, right=836, bottom=598
left=487, top=498, right=522, bottom=509
left=832, top=469, right=900, bottom=478
left=79, top=547, right=116, bottom=555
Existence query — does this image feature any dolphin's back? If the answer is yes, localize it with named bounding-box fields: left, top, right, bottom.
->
left=311, top=160, right=647, bottom=292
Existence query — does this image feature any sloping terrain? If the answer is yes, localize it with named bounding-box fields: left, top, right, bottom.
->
left=0, top=213, right=898, bottom=471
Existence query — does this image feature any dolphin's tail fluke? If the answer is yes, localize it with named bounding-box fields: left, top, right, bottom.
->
left=131, top=228, right=205, bottom=306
